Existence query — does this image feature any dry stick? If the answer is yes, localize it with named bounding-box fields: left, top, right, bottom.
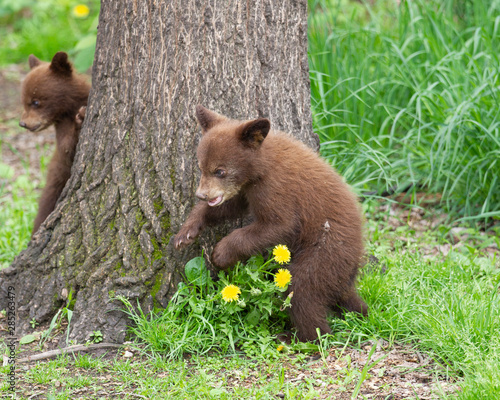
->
left=18, top=343, right=123, bottom=363
left=28, top=392, right=45, bottom=400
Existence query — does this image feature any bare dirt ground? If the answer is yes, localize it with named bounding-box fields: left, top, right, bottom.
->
left=0, top=65, right=468, bottom=399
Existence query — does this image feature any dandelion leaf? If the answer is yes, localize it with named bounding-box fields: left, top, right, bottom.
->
left=185, top=256, right=209, bottom=286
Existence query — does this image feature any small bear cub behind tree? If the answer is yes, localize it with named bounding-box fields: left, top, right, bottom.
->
left=19, top=52, right=90, bottom=235
left=174, top=105, right=367, bottom=342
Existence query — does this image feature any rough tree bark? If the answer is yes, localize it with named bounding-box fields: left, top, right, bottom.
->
left=1, top=0, right=318, bottom=343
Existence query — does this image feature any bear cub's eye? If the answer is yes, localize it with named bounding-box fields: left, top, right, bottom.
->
left=214, top=169, right=226, bottom=178
left=31, top=100, right=40, bottom=108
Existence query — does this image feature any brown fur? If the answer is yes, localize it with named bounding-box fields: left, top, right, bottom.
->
left=20, top=52, right=90, bottom=235
left=174, top=105, right=367, bottom=341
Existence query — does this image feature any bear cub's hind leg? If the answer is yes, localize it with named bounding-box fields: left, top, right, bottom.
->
left=287, top=288, right=332, bottom=342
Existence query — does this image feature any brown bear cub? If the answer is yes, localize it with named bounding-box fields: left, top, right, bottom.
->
left=19, top=52, right=90, bottom=235
left=174, top=105, right=367, bottom=342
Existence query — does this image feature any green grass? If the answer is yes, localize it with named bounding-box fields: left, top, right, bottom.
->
left=0, top=0, right=99, bottom=71
left=309, top=0, right=500, bottom=221
left=0, top=159, right=41, bottom=270
left=1, top=350, right=374, bottom=399
left=0, top=172, right=37, bottom=268
left=351, top=204, right=500, bottom=398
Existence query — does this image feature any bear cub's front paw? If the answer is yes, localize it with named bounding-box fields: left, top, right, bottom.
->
left=211, top=240, right=239, bottom=270
left=174, top=222, right=202, bottom=249
left=75, top=106, right=86, bottom=129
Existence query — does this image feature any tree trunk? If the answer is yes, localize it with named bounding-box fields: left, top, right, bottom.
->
left=1, top=0, right=317, bottom=343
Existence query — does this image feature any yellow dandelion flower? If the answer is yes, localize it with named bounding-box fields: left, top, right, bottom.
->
left=273, top=244, right=291, bottom=264
left=73, top=4, right=90, bottom=18
left=221, top=284, right=241, bottom=302
left=274, top=269, right=292, bottom=289
left=277, top=345, right=284, bottom=352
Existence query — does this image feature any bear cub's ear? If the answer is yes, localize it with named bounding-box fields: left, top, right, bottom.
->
left=50, top=52, right=73, bottom=76
left=239, top=118, right=270, bottom=149
left=28, top=54, right=41, bottom=70
left=196, top=105, right=226, bottom=133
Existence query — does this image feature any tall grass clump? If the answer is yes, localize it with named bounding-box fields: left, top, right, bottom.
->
left=119, top=250, right=295, bottom=360
left=308, top=0, right=500, bottom=221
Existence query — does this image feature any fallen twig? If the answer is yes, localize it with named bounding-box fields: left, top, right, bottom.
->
left=28, top=392, right=45, bottom=399
left=18, top=343, right=123, bottom=363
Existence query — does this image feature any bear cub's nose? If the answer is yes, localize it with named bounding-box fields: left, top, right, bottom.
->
left=196, top=192, right=208, bottom=201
